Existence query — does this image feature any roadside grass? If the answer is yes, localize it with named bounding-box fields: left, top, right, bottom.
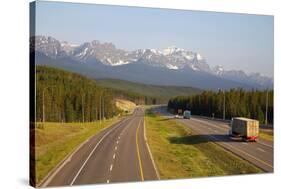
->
left=145, top=110, right=262, bottom=179
left=259, top=131, right=273, bottom=141
left=33, top=117, right=120, bottom=184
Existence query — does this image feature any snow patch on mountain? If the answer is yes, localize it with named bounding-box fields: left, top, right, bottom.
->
left=167, top=64, right=179, bottom=70
left=191, top=64, right=199, bottom=71
left=213, top=65, right=224, bottom=75
left=196, top=53, right=204, bottom=60
left=161, top=46, right=183, bottom=55
left=111, top=60, right=130, bottom=66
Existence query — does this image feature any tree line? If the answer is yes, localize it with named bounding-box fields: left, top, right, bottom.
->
left=168, top=89, right=273, bottom=124
left=36, top=66, right=119, bottom=122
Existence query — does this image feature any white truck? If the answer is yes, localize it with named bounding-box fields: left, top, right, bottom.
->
left=183, top=110, right=191, bottom=119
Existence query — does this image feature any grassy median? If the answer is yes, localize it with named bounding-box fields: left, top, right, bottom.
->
left=34, top=117, right=121, bottom=184
left=145, top=110, right=262, bottom=179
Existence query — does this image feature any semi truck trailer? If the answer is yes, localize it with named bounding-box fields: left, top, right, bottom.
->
left=229, top=117, right=259, bottom=142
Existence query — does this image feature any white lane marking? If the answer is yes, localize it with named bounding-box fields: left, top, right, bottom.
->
left=115, top=146, right=118, bottom=150
left=258, top=141, right=273, bottom=149
left=69, top=120, right=125, bottom=186
left=242, top=142, right=248, bottom=145
left=40, top=119, right=128, bottom=187
left=205, top=134, right=273, bottom=169
left=110, top=164, right=113, bottom=171
left=66, top=157, right=72, bottom=163
left=257, top=147, right=265, bottom=152
left=116, top=140, right=119, bottom=144
left=113, top=153, right=116, bottom=159
left=107, top=180, right=109, bottom=183
left=119, top=116, right=137, bottom=137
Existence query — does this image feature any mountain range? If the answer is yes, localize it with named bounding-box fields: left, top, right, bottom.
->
left=31, top=36, right=273, bottom=90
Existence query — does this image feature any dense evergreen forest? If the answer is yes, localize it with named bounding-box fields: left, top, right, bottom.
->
left=35, top=66, right=167, bottom=122
left=168, top=89, right=273, bottom=124
left=36, top=66, right=119, bottom=122
left=96, top=79, right=201, bottom=104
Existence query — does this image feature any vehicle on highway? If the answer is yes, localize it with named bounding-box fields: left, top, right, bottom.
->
left=183, top=110, right=191, bottom=119
left=174, top=114, right=179, bottom=118
left=229, top=117, right=259, bottom=142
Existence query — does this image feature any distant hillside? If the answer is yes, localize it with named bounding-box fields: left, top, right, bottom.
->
left=96, top=79, right=202, bottom=98
left=115, top=99, right=136, bottom=114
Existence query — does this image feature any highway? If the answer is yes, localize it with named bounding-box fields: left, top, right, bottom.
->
left=154, top=106, right=273, bottom=173
left=41, top=107, right=158, bottom=187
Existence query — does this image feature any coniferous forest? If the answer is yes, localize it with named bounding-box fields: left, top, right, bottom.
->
left=35, top=66, right=167, bottom=122
left=36, top=65, right=274, bottom=124
left=168, top=89, right=273, bottom=124
left=36, top=66, right=119, bottom=122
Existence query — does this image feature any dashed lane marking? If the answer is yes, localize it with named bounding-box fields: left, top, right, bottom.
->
left=257, top=147, right=265, bottom=152
left=69, top=120, right=126, bottom=186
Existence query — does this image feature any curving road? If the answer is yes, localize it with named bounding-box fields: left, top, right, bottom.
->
left=40, top=107, right=158, bottom=187
left=154, top=106, right=273, bottom=173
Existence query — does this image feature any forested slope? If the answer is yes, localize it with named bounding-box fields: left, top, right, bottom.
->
left=36, top=66, right=118, bottom=122
left=96, top=79, right=202, bottom=98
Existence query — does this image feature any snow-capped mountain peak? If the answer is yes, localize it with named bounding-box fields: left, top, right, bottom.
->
left=33, top=36, right=209, bottom=71
left=212, top=65, right=273, bottom=88
left=213, top=65, right=225, bottom=75
left=161, top=46, right=184, bottom=55
left=32, top=36, right=273, bottom=89
left=196, top=53, right=204, bottom=61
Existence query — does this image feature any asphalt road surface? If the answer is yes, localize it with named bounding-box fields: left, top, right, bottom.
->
left=41, top=107, right=158, bottom=187
left=154, top=106, right=273, bottom=173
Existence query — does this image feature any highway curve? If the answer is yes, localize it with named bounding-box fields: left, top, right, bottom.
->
left=155, top=106, right=273, bottom=173
left=40, top=107, right=158, bottom=187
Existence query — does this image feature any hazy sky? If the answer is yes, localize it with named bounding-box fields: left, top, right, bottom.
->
left=35, top=1, right=274, bottom=77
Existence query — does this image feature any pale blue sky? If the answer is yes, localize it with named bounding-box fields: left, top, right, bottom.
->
left=35, top=1, right=274, bottom=77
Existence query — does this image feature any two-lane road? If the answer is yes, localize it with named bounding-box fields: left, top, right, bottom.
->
left=41, top=107, right=158, bottom=187
left=155, top=106, right=273, bottom=172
